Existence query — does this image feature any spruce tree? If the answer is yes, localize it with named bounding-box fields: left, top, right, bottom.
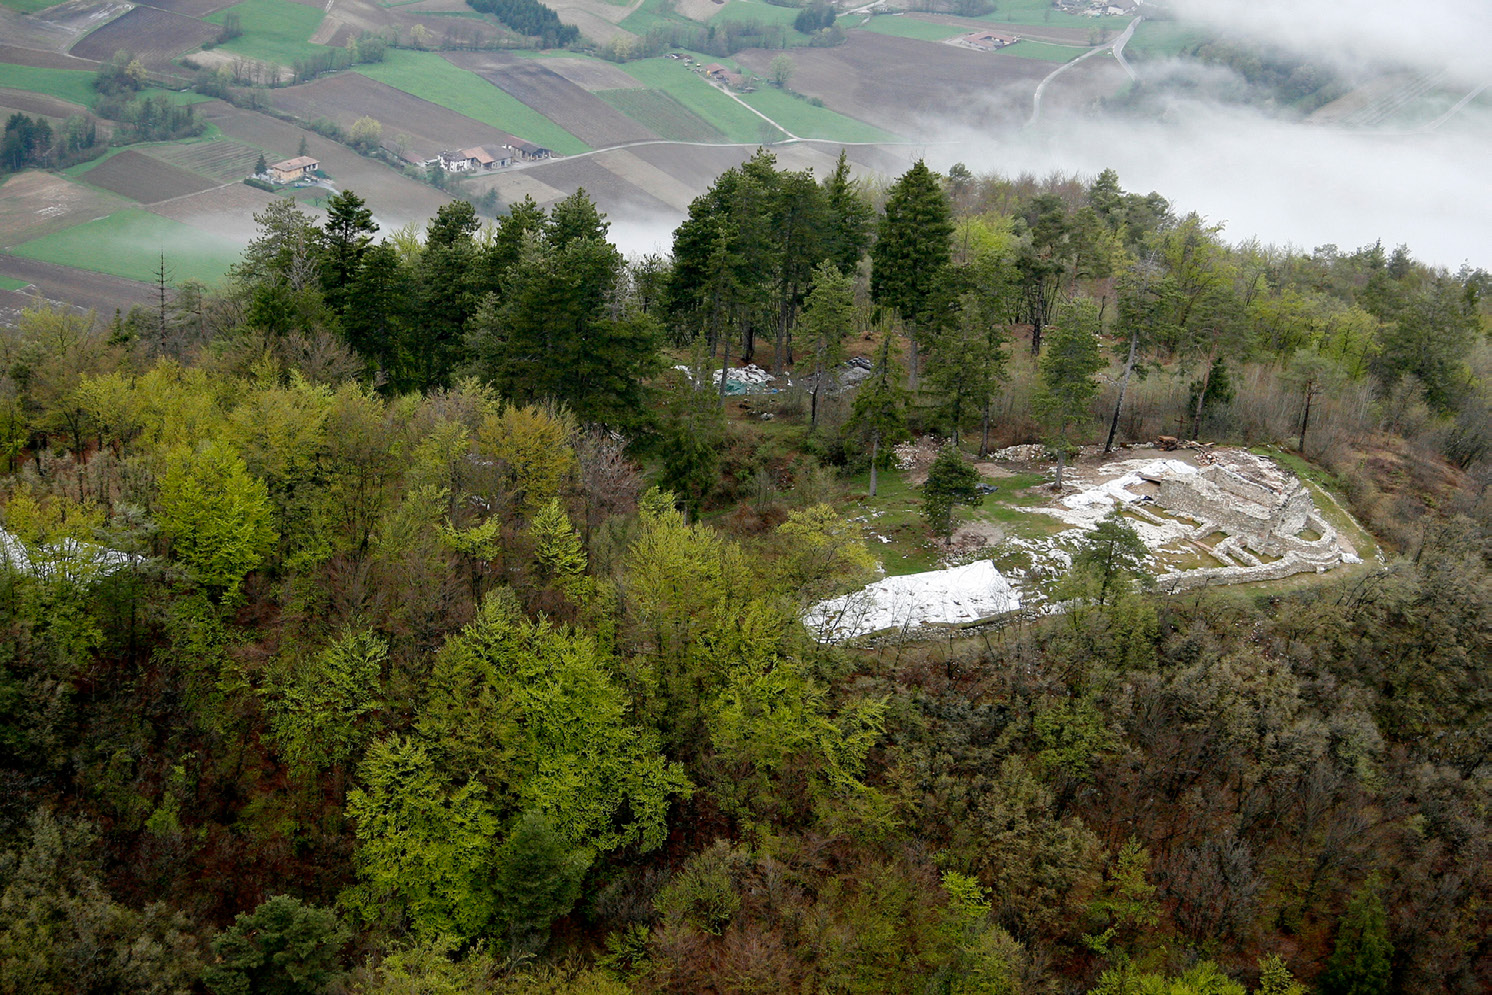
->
left=870, top=159, right=953, bottom=386
left=1322, top=880, right=1394, bottom=995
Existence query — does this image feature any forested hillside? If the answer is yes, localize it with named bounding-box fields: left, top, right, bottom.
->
left=0, top=152, right=1488, bottom=995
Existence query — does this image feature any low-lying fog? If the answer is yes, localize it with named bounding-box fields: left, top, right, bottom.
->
left=605, top=0, right=1491, bottom=271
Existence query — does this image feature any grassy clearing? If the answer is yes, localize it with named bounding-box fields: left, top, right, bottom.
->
left=1002, top=39, right=1087, bottom=62
left=859, top=14, right=964, bottom=42
left=9, top=209, right=241, bottom=285
left=596, top=88, right=725, bottom=142
left=356, top=50, right=590, bottom=155
left=619, top=0, right=684, bottom=36
left=0, top=0, right=68, bottom=11
left=844, top=465, right=1067, bottom=577
left=207, top=0, right=329, bottom=65
left=1123, top=19, right=1208, bottom=60
left=620, top=58, right=785, bottom=143
left=0, top=275, right=29, bottom=291
left=740, top=87, right=898, bottom=142
left=0, top=65, right=97, bottom=108
left=711, top=0, right=805, bottom=29
left=978, top=0, right=1128, bottom=29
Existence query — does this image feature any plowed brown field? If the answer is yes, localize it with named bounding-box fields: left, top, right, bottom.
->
left=82, top=149, right=218, bottom=204
left=69, top=5, right=219, bottom=69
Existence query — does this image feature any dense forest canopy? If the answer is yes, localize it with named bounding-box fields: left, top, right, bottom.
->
left=0, top=153, right=1488, bottom=995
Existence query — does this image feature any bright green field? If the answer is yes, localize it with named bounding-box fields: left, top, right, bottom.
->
left=9, top=210, right=242, bottom=286
left=860, top=14, right=964, bottom=42
left=0, top=276, right=29, bottom=291
left=0, top=0, right=68, bottom=11
left=619, top=0, right=683, bottom=36
left=620, top=58, right=785, bottom=144
left=978, top=0, right=1128, bottom=28
left=1002, top=39, right=1087, bottom=62
left=711, top=0, right=804, bottom=29
left=740, top=88, right=898, bottom=143
left=355, top=50, right=589, bottom=155
left=207, top=0, right=330, bottom=65
left=1123, top=20, right=1209, bottom=60
left=0, top=65, right=97, bottom=108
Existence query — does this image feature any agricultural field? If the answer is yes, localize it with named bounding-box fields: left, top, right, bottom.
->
left=596, top=88, right=724, bottom=143
left=356, top=50, right=590, bottom=154
left=68, top=5, right=219, bottom=69
left=1, top=0, right=70, bottom=11
left=72, top=148, right=218, bottom=203
left=524, top=55, right=647, bottom=92
left=739, top=87, right=900, bottom=143
left=1002, top=39, right=1087, bottom=62
left=0, top=171, right=129, bottom=247
left=200, top=101, right=452, bottom=227
left=146, top=138, right=264, bottom=181
left=270, top=72, right=522, bottom=161
left=143, top=0, right=241, bottom=15
left=8, top=207, right=244, bottom=284
left=860, top=14, right=965, bottom=43
left=735, top=32, right=1047, bottom=135
left=147, top=180, right=280, bottom=247
left=205, top=0, right=330, bottom=65
left=1122, top=19, right=1208, bottom=61
left=0, top=88, right=93, bottom=122
left=447, top=53, right=657, bottom=147
left=1032, top=48, right=1128, bottom=114
left=710, top=0, right=804, bottom=30
left=0, top=64, right=98, bottom=107
left=0, top=255, right=156, bottom=319
left=0, top=43, right=100, bottom=71
left=975, top=0, right=1129, bottom=29
left=620, top=58, right=785, bottom=144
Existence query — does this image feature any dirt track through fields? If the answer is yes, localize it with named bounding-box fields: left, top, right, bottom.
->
left=0, top=254, right=154, bottom=320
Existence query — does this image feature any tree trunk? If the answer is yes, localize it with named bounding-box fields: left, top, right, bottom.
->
left=1055, top=446, right=1066, bottom=490
left=811, top=378, right=820, bottom=428
left=1105, top=326, right=1140, bottom=453
left=1298, top=382, right=1315, bottom=453
left=979, top=403, right=991, bottom=458
left=869, top=430, right=879, bottom=498
left=717, top=326, right=731, bottom=405
left=1189, top=346, right=1216, bottom=439
left=907, top=332, right=919, bottom=390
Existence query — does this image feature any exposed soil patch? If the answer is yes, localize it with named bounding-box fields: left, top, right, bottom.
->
left=538, top=56, right=648, bottom=92
left=0, top=42, right=100, bottom=70
left=0, top=171, right=126, bottom=247
left=734, top=33, right=1046, bottom=134
left=81, top=149, right=218, bottom=203
left=70, top=5, right=219, bottom=69
left=0, top=87, right=94, bottom=121
left=0, top=254, right=153, bottom=320
left=136, top=0, right=239, bottom=16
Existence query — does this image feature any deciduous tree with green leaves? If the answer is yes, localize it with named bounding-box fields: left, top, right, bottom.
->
left=1034, top=297, right=1104, bottom=489
left=156, top=440, right=277, bottom=597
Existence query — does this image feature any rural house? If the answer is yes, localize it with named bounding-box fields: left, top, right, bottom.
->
left=956, top=30, right=1016, bottom=51
left=511, top=141, right=550, bottom=161
left=268, top=155, right=319, bottom=183
left=437, top=146, right=511, bottom=172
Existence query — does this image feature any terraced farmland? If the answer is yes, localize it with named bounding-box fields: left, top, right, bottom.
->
left=146, top=139, right=265, bottom=182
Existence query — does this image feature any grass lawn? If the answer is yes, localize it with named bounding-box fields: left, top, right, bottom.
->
left=0, top=64, right=97, bottom=108
left=1002, top=39, right=1088, bottom=62
left=978, top=0, right=1128, bottom=29
left=859, top=14, right=964, bottom=42
left=356, top=49, right=589, bottom=155
left=0, top=275, right=29, bottom=291
left=620, top=58, right=785, bottom=143
left=1123, top=19, right=1208, bottom=60
left=206, top=0, right=329, bottom=65
left=9, top=209, right=242, bottom=286
left=740, top=87, right=899, bottom=142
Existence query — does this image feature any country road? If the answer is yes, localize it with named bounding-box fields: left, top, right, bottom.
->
left=1028, top=14, right=1141, bottom=127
